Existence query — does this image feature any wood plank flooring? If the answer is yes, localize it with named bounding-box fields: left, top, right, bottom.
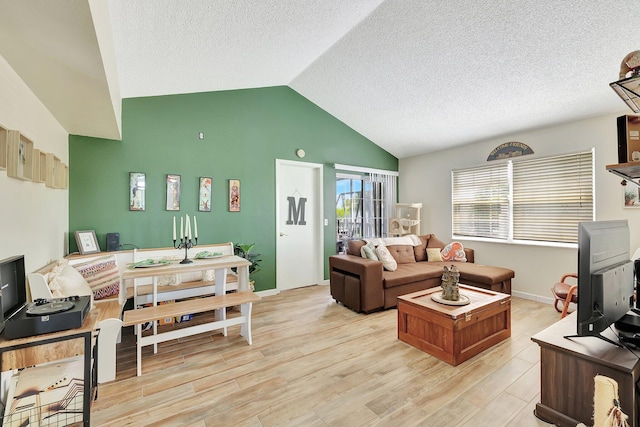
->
left=91, top=285, right=559, bottom=426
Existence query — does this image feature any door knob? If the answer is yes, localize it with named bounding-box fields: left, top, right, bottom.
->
left=280, top=232, right=288, bottom=237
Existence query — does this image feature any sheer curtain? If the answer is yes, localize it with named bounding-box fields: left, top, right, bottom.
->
left=366, top=172, right=397, bottom=238
left=334, top=164, right=398, bottom=239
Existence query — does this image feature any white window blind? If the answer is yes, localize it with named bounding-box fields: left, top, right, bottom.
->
left=452, top=163, right=510, bottom=239
left=451, top=149, right=594, bottom=245
left=512, top=150, right=594, bottom=244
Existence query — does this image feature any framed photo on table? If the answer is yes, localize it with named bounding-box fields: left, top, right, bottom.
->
left=75, top=230, right=100, bottom=254
left=166, top=174, right=181, bottom=211
left=228, top=179, right=240, bottom=212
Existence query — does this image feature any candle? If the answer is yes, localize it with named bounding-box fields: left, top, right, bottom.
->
left=173, top=216, right=176, bottom=241
left=180, top=216, right=184, bottom=239
left=186, top=214, right=191, bottom=240
left=194, top=216, right=198, bottom=238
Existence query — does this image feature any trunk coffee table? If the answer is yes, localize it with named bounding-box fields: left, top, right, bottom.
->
left=398, top=284, right=511, bottom=365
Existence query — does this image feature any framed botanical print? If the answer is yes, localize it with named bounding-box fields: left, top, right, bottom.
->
left=624, top=185, right=640, bottom=208
left=166, top=174, right=181, bottom=211
left=229, top=179, right=240, bottom=212
left=129, top=172, right=146, bottom=211
left=75, top=230, right=100, bottom=254
left=199, top=177, right=212, bottom=212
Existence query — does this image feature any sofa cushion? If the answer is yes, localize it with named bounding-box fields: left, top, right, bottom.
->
left=427, top=234, right=447, bottom=249
left=433, top=261, right=514, bottom=286
left=413, top=235, right=429, bottom=262
left=383, top=263, right=442, bottom=288
left=376, top=245, right=397, bottom=271
left=441, top=241, right=467, bottom=262
left=386, top=245, right=416, bottom=264
left=426, top=248, right=443, bottom=262
left=347, top=240, right=366, bottom=256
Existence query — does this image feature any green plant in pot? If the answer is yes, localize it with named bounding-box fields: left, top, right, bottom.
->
left=234, top=243, right=262, bottom=291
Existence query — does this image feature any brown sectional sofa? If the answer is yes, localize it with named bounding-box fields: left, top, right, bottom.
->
left=329, top=234, right=515, bottom=313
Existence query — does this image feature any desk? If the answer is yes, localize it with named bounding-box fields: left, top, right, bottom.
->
left=0, top=311, right=99, bottom=426
left=121, top=255, right=252, bottom=372
left=531, top=312, right=640, bottom=426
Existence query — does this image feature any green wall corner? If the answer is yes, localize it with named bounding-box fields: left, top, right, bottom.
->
left=69, top=86, right=397, bottom=291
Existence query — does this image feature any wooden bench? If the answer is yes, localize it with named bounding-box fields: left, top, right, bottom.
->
left=123, top=291, right=260, bottom=376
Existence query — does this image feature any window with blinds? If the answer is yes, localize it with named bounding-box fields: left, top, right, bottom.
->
left=512, top=151, right=594, bottom=244
left=452, top=149, right=594, bottom=245
left=452, top=163, right=510, bottom=240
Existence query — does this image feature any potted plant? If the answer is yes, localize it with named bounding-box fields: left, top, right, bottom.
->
left=234, top=243, right=262, bottom=291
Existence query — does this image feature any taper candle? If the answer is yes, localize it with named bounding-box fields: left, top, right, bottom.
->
left=180, top=216, right=184, bottom=239
left=186, top=214, right=191, bottom=240
left=194, top=216, right=198, bottom=239
left=173, top=216, right=176, bottom=241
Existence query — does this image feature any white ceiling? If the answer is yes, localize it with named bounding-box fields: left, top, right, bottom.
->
left=2, top=1, right=640, bottom=158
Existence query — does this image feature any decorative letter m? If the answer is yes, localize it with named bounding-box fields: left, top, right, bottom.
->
left=286, top=197, right=307, bottom=225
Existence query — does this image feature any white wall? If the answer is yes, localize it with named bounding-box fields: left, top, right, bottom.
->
left=399, top=112, right=640, bottom=302
left=0, top=54, right=68, bottom=273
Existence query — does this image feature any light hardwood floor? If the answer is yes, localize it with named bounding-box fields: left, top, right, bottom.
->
left=91, top=285, right=559, bottom=426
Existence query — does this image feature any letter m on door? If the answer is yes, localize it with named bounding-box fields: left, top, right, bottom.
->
left=286, top=197, right=307, bottom=225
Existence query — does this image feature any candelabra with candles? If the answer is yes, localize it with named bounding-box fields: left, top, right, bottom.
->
left=173, top=214, right=198, bottom=264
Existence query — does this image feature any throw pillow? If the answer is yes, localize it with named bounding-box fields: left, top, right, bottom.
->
left=72, top=255, right=120, bottom=300
left=441, top=241, right=467, bottom=262
left=48, top=264, right=94, bottom=307
left=376, top=245, right=397, bottom=271
left=360, top=242, right=379, bottom=261
left=426, top=248, right=443, bottom=262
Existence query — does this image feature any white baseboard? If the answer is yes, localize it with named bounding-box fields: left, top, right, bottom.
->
left=512, top=290, right=555, bottom=305
left=255, top=289, right=279, bottom=297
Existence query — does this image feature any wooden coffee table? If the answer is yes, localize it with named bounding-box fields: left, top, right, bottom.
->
left=397, top=285, right=511, bottom=365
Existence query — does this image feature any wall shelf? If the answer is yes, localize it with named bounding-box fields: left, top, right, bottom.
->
left=606, top=161, right=640, bottom=186
left=0, top=125, right=7, bottom=170
left=6, top=130, right=34, bottom=181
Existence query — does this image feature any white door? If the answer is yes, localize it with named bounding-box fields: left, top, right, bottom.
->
left=276, top=160, right=323, bottom=291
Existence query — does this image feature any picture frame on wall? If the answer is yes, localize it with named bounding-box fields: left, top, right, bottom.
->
left=129, top=172, right=146, bottom=211
left=199, top=177, right=212, bottom=212
left=624, top=185, right=640, bottom=208
left=166, top=174, right=181, bottom=211
left=229, top=179, right=240, bottom=212
left=75, top=230, right=100, bottom=254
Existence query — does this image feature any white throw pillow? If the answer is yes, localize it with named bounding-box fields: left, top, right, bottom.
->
left=360, top=241, right=379, bottom=261
left=376, top=245, right=397, bottom=271
left=48, top=264, right=94, bottom=307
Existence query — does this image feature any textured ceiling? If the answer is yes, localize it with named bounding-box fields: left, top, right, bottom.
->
left=3, top=1, right=640, bottom=158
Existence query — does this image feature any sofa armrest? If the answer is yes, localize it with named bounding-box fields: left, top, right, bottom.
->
left=464, top=248, right=475, bottom=263
left=329, top=254, right=384, bottom=312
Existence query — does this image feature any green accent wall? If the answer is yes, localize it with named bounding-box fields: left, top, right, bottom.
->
left=69, top=86, right=397, bottom=291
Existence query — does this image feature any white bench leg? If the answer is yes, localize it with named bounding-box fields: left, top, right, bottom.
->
left=97, top=318, right=123, bottom=383
left=214, top=268, right=228, bottom=336
left=136, top=324, right=143, bottom=377
left=240, top=302, right=253, bottom=345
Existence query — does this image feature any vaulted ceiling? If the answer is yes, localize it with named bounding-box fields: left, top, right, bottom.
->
left=1, top=0, right=639, bottom=158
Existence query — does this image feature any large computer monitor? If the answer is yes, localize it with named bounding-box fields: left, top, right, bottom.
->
left=572, top=220, right=634, bottom=346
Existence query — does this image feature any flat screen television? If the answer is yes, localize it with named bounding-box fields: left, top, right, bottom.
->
left=0, top=255, right=27, bottom=329
left=572, top=220, right=634, bottom=346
